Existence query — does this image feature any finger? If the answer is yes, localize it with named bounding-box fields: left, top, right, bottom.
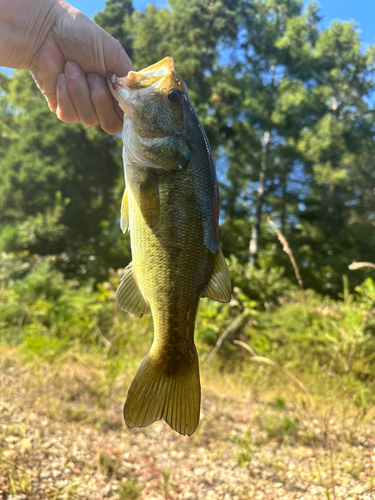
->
left=87, top=73, right=123, bottom=135
left=55, top=73, right=79, bottom=124
left=101, top=35, right=134, bottom=77
left=65, top=60, right=99, bottom=127
left=75, top=18, right=133, bottom=78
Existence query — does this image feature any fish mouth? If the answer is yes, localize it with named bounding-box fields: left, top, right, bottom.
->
left=107, top=71, right=164, bottom=117
left=107, top=60, right=177, bottom=116
left=107, top=73, right=133, bottom=116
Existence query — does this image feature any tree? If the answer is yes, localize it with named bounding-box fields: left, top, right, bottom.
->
left=216, top=0, right=321, bottom=266
left=95, top=0, right=239, bottom=146
left=2, top=0, right=375, bottom=294
left=295, top=21, right=375, bottom=290
left=94, top=0, right=134, bottom=58
left=0, top=71, right=129, bottom=279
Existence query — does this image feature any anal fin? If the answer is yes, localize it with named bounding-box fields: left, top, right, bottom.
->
left=116, top=262, right=151, bottom=318
left=201, top=247, right=231, bottom=303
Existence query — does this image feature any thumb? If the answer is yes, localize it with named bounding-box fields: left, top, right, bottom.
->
left=54, top=8, right=134, bottom=77
left=97, top=25, right=134, bottom=77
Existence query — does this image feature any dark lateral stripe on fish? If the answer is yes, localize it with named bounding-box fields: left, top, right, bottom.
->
left=196, top=121, right=219, bottom=239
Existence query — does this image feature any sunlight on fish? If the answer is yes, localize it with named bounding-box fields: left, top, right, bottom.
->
left=107, top=57, right=231, bottom=436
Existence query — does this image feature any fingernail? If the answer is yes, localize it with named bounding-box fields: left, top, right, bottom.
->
left=57, top=73, right=66, bottom=88
left=65, top=60, right=80, bottom=77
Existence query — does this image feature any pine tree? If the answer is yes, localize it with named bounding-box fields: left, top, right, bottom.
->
left=218, top=0, right=321, bottom=266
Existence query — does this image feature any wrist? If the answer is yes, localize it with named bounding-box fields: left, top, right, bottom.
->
left=0, top=0, right=63, bottom=69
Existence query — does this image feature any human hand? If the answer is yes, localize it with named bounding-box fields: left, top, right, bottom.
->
left=0, top=0, right=132, bottom=134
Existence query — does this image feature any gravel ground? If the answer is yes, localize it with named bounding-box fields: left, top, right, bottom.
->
left=1, top=356, right=375, bottom=499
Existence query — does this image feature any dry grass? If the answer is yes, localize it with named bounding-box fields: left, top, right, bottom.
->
left=1, top=344, right=375, bottom=500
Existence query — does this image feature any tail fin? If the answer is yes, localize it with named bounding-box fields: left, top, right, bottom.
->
left=124, top=351, right=201, bottom=436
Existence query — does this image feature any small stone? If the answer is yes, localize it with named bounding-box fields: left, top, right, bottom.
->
left=103, top=485, right=112, bottom=497
left=194, top=467, right=206, bottom=476
left=56, top=480, right=69, bottom=489
left=5, top=436, right=18, bottom=443
left=20, top=438, right=31, bottom=450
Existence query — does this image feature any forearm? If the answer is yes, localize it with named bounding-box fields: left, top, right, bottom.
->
left=0, top=0, right=61, bottom=68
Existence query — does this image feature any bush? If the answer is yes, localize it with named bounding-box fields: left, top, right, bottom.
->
left=0, top=253, right=156, bottom=365
left=228, top=250, right=294, bottom=306
left=2, top=252, right=375, bottom=394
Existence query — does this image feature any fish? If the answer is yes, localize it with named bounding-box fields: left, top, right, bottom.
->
left=107, top=57, right=231, bottom=436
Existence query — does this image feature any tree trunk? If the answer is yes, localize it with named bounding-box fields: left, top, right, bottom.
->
left=249, top=130, right=270, bottom=266
left=280, top=168, right=287, bottom=235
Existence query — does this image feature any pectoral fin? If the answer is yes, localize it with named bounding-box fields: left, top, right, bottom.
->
left=201, top=247, right=231, bottom=303
left=116, top=263, right=151, bottom=318
left=131, top=169, right=160, bottom=228
left=120, top=188, right=129, bottom=233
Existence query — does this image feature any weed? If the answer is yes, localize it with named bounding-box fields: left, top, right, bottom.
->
left=64, top=406, right=88, bottom=422
left=119, top=477, right=143, bottom=500
left=99, top=451, right=118, bottom=478
left=162, top=469, right=171, bottom=497
left=231, top=430, right=253, bottom=467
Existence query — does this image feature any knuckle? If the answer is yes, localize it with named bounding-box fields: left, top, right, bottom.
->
left=56, top=107, right=79, bottom=124
left=59, top=114, right=79, bottom=125
left=103, top=124, right=121, bottom=135
left=83, top=116, right=99, bottom=127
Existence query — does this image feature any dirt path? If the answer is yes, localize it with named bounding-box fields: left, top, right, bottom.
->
left=1, top=355, right=375, bottom=499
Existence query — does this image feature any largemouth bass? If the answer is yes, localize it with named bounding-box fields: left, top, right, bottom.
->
left=108, top=57, right=231, bottom=436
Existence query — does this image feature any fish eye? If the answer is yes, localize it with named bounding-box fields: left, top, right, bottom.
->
left=168, top=88, right=183, bottom=103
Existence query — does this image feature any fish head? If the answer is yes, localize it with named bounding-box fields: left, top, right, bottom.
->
left=108, top=58, right=195, bottom=169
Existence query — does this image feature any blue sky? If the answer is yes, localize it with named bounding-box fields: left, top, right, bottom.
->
left=316, top=0, right=375, bottom=45
left=1, top=0, right=374, bottom=75
left=83, top=0, right=375, bottom=46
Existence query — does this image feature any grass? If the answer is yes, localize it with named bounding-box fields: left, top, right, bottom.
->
left=1, top=256, right=375, bottom=498
left=1, top=335, right=375, bottom=499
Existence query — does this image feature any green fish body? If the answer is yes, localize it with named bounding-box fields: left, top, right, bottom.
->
left=108, top=58, right=231, bottom=436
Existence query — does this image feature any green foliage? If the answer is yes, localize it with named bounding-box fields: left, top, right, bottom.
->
left=2, top=253, right=375, bottom=401
left=119, top=478, right=143, bottom=500
left=94, top=0, right=134, bottom=55
left=0, top=71, right=130, bottom=279
left=231, top=430, right=252, bottom=467
left=259, top=413, right=299, bottom=443
left=228, top=250, right=293, bottom=305
left=239, top=283, right=375, bottom=395
left=1, top=252, right=119, bottom=354
left=355, top=277, right=375, bottom=310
